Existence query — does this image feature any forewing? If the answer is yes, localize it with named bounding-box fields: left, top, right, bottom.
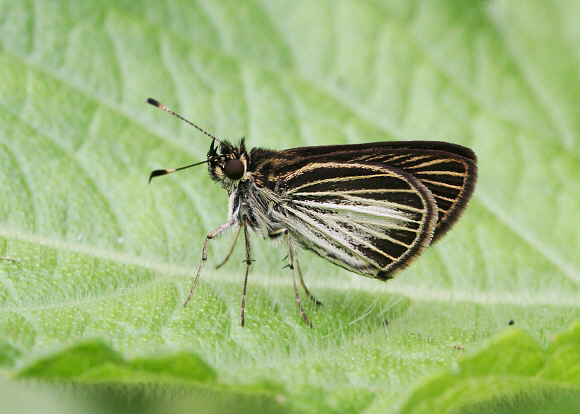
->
left=252, top=141, right=476, bottom=243
left=261, top=162, right=438, bottom=280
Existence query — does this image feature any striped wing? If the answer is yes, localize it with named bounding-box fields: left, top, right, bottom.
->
left=252, top=141, right=477, bottom=244
left=264, top=162, right=438, bottom=280
left=344, top=146, right=477, bottom=243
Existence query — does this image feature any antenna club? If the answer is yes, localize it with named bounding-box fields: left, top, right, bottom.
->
left=147, top=98, right=161, bottom=107
left=149, top=169, right=172, bottom=184
left=148, top=160, right=210, bottom=183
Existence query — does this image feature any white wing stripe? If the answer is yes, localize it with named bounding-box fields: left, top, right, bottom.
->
left=293, top=198, right=424, bottom=219
left=281, top=205, right=375, bottom=265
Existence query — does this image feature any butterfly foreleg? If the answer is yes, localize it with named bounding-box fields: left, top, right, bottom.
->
left=184, top=219, right=238, bottom=307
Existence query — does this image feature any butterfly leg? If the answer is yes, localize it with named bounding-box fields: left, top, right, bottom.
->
left=286, top=234, right=313, bottom=328
left=296, top=262, right=323, bottom=306
left=240, top=221, right=252, bottom=327
left=184, top=219, right=238, bottom=306
left=215, top=225, right=241, bottom=269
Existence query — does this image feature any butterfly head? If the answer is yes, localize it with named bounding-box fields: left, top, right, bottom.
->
left=207, top=138, right=248, bottom=188
left=146, top=98, right=249, bottom=189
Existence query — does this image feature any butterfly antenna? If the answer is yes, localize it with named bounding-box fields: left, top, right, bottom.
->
left=146, top=98, right=222, bottom=145
left=148, top=159, right=210, bottom=184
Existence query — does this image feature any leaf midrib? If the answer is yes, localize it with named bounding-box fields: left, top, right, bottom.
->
left=2, top=225, right=579, bottom=310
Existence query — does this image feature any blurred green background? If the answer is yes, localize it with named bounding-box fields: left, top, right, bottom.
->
left=1, top=0, right=580, bottom=412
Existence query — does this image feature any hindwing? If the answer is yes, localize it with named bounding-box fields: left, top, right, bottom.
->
left=258, top=161, right=438, bottom=279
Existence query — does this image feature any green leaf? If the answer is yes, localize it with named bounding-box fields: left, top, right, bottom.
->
left=17, top=340, right=217, bottom=382
left=388, top=323, right=580, bottom=414
left=1, top=0, right=580, bottom=413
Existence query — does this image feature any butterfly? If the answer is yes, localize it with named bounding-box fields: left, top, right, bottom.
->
left=148, top=98, right=477, bottom=327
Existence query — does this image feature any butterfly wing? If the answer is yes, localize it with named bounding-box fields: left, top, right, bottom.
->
left=321, top=142, right=478, bottom=243
left=255, top=161, right=438, bottom=280
left=252, top=141, right=477, bottom=244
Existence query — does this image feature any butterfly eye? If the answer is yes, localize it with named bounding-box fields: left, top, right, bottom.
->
left=223, top=159, right=244, bottom=180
